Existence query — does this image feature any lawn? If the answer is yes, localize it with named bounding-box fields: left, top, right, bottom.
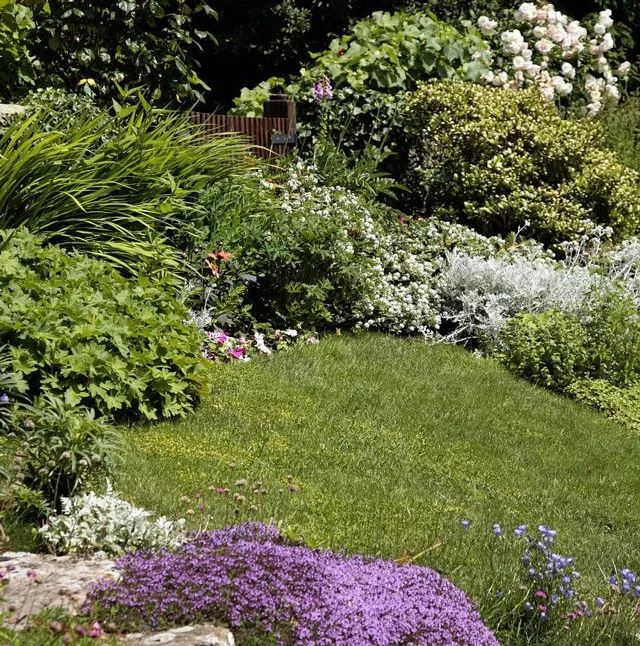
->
left=118, top=333, right=640, bottom=634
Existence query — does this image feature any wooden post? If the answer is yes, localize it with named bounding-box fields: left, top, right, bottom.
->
left=263, top=93, right=297, bottom=155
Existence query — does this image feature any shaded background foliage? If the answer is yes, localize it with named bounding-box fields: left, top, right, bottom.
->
left=1, top=0, right=638, bottom=107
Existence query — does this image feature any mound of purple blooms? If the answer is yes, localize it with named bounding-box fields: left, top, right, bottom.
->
left=86, top=522, right=498, bottom=645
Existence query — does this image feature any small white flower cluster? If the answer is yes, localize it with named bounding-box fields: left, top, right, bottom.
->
left=478, top=3, right=631, bottom=114
left=357, top=227, right=441, bottom=335
left=40, top=484, right=186, bottom=556
left=277, top=162, right=443, bottom=334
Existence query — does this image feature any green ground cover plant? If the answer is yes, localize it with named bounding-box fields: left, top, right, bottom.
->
left=0, top=229, right=209, bottom=422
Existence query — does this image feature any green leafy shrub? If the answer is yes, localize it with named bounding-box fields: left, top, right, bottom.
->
left=233, top=10, right=487, bottom=151
left=402, top=81, right=640, bottom=246
left=0, top=98, right=247, bottom=277
left=599, top=96, right=640, bottom=173
left=0, top=0, right=37, bottom=102
left=4, top=0, right=215, bottom=105
left=10, top=394, right=118, bottom=512
left=568, top=378, right=640, bottom=433
left=0, top=229, right=208, bottom=421
left=581, top=287, right=640, bottom=387
left=499, top=311, right=588, bottom=391
left=500, top=287, right=640, bottom=398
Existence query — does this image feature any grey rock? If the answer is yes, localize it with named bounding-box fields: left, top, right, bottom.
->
left=0, top=552, right=234, bottom=645
left=0, top=551, right=118, bottom=628
left=123, top=625, right=234, bottom=645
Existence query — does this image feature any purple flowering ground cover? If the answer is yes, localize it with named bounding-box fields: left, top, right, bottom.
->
left=86, top=522, right=498, bottom=645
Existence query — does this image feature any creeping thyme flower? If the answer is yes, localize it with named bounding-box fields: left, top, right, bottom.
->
left=461, top=519, right=471, bottom=529
left=492, top=523, right=503, bottom=536
left=88, top=523, right=499, bottom=644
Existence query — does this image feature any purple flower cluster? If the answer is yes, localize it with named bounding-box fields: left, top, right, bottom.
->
left=313, top=76, right=333, bottom=103
left=608, top=568, right=640, bottom=597
left=87, top=522, right=498, bottom=645
left=514, top=525, right=585, bottom=618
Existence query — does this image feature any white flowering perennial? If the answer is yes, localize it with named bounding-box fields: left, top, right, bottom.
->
left=275, top=162, right=443, bottom=334
left=477, top=3, right=631, bottom=114
left=40, top=484, right=186, bottom=556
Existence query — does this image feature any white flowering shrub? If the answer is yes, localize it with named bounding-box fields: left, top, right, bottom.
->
left=40, top=484, right=185, bottom=556
left=476, top=3, right=631, bottom=115
left=268, top=163, right=514, bottom=335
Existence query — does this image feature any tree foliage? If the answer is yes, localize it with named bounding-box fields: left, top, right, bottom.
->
left=0, top=0, right=216, bottom=104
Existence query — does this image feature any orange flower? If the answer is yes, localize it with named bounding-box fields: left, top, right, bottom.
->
left=208, top=249, right=234, bottom=262
left=205, top=259, right=219, bottom=275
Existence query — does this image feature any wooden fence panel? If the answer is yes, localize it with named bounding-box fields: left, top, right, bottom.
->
left=189, top=107, right=296, bottom=159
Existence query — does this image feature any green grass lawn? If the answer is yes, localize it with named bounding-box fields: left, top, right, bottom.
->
left=118, top=333, right=640, bottom=640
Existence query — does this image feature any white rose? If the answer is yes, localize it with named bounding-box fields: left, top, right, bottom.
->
left=605, top=84, right=621, bottom=101
left=561, top=62, right=576, bottom=79
left=533, top=25, right=547, bottom=39
left=587, top=101, right=602, bottom=117
left=513, top=55, right=529, bottom=71
left=481, top=70, right=495, bottom=84
left=525, top=63, right=541, bottom=78
left=540, top=85, right=555, bottom=102
left=478, top=15, right=498, bottom=35
left=535, top=38, right=554, bottom=55
left=594, top=23, right=606, bottom=36
left=600, top=33, right=615, bottom=52
left=493, top=71, right=509, bottom=86
left=501, top=29, right=526, bottom=55
left=515, top=2, right=538, bottom=22
left=598, top=10, right=614, bottom=30
left=618, top=61, right=631, bottom=76
left=548, top=24, right=567, bottom=43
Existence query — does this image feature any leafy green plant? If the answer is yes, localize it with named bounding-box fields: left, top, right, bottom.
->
left=402, top=81, right=640, bottom=246
left=0, top=229, right=209, bottom=422
left=0, top=0, right=37, bottom=102
left=568, top=378, right=640, bottom=432
left=10, top=393, right=118, bottom=513
left=0, top=97, right=248, bottom=276
left=11, top=0, right=216, bottom=105
left=233, top=9, right=488, bottom=151
left=499, top=287, right=640, bottom=419
left=581, top=286, right=640, bottom=387
left=599, top=95, right=640, bottom=173
left=499, top=311, right=589, bottom=391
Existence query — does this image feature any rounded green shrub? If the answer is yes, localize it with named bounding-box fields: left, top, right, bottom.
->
left=499, top=311, right=588, bottom=391
left=402, top=81, right=640, bottom=246
left=0, top=229, right=208, bottom=421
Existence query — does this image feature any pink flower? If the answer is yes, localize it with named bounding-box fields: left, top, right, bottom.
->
left=26, top=569, right=38, bottom=581
left=228, top=347, right=246, bottom=360
left=89, top=622, right=102, bottom=638
left=211, top=330, right=229, bottom=345
left=534, top=590, right=547, bottom=599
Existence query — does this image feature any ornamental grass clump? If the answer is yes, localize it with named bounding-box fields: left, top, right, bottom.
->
left=87, top=522, right=499, bottom=645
